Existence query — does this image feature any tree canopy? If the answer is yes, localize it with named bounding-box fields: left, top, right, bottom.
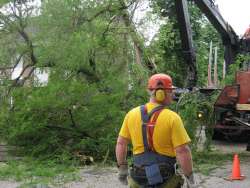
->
left=0, top=0, right=240, bottom=162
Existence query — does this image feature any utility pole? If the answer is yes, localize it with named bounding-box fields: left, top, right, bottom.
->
left=223, top=60, right=226, bottom=79
left=214, top=46, right=218, bottom=87
left=208, top=41, right=213, bottom=87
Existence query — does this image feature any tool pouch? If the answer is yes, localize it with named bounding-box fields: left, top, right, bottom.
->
left=145, top=164, right=163, bottom=185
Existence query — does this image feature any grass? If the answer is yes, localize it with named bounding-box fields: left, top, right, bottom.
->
left=0, top=151, right=249, bottom=186
left=193, top=151, right=250, bottom=175
left=0, top=158, right=81, bottom=187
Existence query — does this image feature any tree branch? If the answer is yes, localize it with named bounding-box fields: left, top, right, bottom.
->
left=77, top=67, right=100, bottom=82
left=68, top=109, right=77, bottom=128
left=45, top=125, right=93, bottom=139
left=118, top=0, right=157, bottom=71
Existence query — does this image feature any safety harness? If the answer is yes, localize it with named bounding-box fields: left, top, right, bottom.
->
left=132, top=104, right=177, bottom=186
left=141, top=105, right=164, bottom=152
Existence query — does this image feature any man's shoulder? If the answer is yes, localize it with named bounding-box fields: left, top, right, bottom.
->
left=162, top=108, right=181, bottom=119
left=127, top=105, right=141, bottom=115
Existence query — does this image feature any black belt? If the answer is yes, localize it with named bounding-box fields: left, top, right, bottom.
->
left=130, top=164, right=175, bottom=183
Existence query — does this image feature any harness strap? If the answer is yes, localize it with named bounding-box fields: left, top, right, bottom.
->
left=147, top=109, right=163, bottom=151
left=141, top=105, right=150, bottom=152
left=140, top=105, right=165, bottom=152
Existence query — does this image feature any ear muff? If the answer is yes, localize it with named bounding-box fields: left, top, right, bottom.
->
left=155, top=89, right=165, bottom=102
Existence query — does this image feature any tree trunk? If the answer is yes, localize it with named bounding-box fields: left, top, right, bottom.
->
left=118, top=0, right=157, bottom=71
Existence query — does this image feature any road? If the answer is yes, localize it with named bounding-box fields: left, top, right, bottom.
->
left=198, top=140, right=250, bottom=188
left=0, top=140, right=250, bottom=188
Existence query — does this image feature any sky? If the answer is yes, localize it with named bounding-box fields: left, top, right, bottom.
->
left=134, top=0, right=250, bottom=40
left=214, top=0, right=250, bottom=36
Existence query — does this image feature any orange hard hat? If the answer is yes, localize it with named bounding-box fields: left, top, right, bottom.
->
left=147, top=73, right=175, bottom=90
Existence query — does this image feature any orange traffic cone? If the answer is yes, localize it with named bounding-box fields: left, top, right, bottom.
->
left=228, top=154, right=245, bottom=180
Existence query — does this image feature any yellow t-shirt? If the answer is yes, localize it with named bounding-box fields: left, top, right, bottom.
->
left=119, top=102, right=191, bottom=157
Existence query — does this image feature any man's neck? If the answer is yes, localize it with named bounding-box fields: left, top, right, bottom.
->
left=149, top=98, right=170, bottom=106
left=149, top=98, right=163, bottom=105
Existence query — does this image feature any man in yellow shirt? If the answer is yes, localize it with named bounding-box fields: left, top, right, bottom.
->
left=116, top=73, right=196, bottom=188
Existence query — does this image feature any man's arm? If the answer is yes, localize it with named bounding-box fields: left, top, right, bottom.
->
left=175, top=144, right=193, bottom=177
left=116, top=135, right=130, bottom=185
left=116, top=135, right=129, bottom=165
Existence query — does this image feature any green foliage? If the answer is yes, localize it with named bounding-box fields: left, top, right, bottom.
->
left=223, top=54, right=250, bottom=85
left=0, top=75, right=130, bottom=161
left=149, top=20, right=187, bottom=86
left=0, top=0, right=11, bottom=7
left=176, top=91, right=219, bottom=150
left=0, top=0, right=233, bottom=163
left=0, top=0, right=150, bottom=162
left=193, top=152, right=250, bottom=175
left=0, top=158, right=79, bottom=186
left=150, top=0, right=224, bottom=87
left=193, top=152, right=232, bottom=175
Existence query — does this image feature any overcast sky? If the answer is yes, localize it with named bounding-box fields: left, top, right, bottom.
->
left=134, top=0, right=250, bottom=42
left=216, top=0, right=250, bottom=36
